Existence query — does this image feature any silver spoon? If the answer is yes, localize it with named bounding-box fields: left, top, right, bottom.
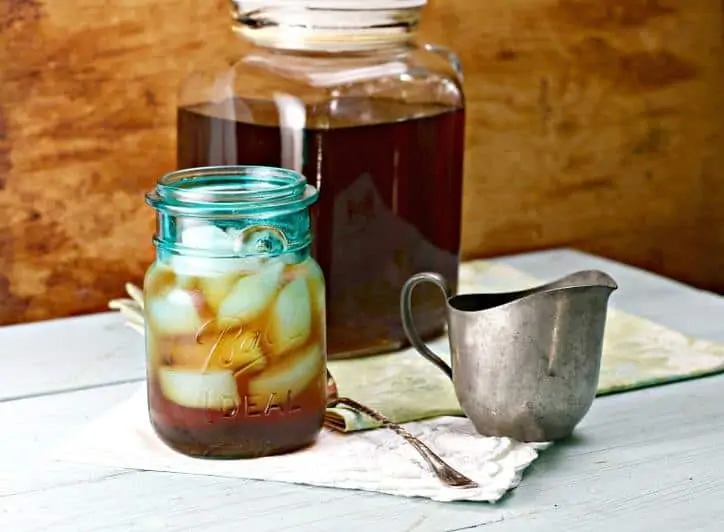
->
left=324, top=370, right=478, bottom=489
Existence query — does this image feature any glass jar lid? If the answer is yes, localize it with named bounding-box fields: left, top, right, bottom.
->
left=231, top=0, right=427, bottom=51
left=234, top=1, right=426, bottom=9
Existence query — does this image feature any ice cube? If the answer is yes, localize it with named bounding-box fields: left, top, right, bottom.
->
left=267, top=278, right=312, bottom=357
left=173, top=225, right=250, bottom=277
left=146, top=288, right=204, bottom=336
left=198, top=273, right=239, bottom=313
left=306, top=270, right=326, bottom=327
left=166, top=340, right=209, bottom=370
left=181, top=224, right=232, bottom=251
left=158, top=367, right=240, bottom=410
left=248, top=342, right=323, bottom=401
left=172, top=225, right=276, bottom=276
left=216, top=260, right=285, bottom=325
left=169, top=256, right=264, bottom=277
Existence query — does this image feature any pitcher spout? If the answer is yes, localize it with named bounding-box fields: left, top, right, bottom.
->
left=543, top=269, right=618, bottom=294
left=544, top=270, right=618, bottom=377
left=580, top=270, right=618, bottom=293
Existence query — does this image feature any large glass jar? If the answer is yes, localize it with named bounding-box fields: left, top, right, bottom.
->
left=144, top=166, right=327, bottom=459
left=176, top=0, right=466, bottom=359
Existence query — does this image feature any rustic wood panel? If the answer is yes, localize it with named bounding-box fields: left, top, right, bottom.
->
left=420, top=0, right=724, bottom=290
left=0, top=0, right=722, bottom=326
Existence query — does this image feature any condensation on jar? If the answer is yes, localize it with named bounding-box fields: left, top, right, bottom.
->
left=176, top=0, right=466, bottom=360
left=143, top=166, right=327, bottom=459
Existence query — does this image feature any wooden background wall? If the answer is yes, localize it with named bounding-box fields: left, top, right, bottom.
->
left=1, top=0, right=722, bottom=326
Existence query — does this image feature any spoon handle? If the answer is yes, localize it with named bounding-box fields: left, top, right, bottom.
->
left=329, top=397, right=478, bottom=489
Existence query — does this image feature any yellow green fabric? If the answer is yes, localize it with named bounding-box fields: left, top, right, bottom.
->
left=326, top=261, right=724, bottom=432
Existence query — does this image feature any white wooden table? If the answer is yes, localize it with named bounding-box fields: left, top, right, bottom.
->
left=3, top=249, right=724, bottom=531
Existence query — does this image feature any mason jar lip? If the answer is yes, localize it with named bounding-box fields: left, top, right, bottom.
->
left=146, top=165, right=319, bottom=217
left=232, top=1, right=424, bottom=52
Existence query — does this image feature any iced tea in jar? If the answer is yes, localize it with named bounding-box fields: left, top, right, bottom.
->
left=143, top=166, right=327, bottom=458
left=176, top=0, right=466, bottom=360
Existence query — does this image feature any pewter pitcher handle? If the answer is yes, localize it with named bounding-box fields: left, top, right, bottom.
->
left=400, top=272, right=453, bottom=380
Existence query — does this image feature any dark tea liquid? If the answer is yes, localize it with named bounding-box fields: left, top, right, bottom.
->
left=148, top=377, right=326, bottom=459
left=177, top=98, right=465, bottom=359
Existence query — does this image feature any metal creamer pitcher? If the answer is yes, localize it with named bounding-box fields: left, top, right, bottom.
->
left=401, top=270, right=618, bottom=443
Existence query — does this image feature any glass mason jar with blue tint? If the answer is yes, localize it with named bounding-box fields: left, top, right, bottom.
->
left=144, top=166, right=327, bottom=458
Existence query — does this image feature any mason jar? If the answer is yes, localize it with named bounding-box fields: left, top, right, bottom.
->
left=176, top=0, right=466, bottom=360
left=143, top=166, right=327, bottom=458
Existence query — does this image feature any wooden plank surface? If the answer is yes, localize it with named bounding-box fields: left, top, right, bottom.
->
left=1, top=0, right=723, bottom=326
left=0, top=313, right=144, bottom=401
left=4, top=375, right=724, bottom=531
left=3, top=249, right=724, bottom=531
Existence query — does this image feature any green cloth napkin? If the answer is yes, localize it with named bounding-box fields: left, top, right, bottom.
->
left=325, top=260, right=724, bottom=432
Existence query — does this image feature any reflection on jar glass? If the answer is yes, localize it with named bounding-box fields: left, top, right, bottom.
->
left=176, top=0, right=466, bottom=360
left=144, top=166, right=327, bottom=459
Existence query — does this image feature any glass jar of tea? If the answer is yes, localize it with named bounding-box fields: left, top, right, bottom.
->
left=176, top=0, right=466, bottom=359
left=144, top=166, right=327, bottom=458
